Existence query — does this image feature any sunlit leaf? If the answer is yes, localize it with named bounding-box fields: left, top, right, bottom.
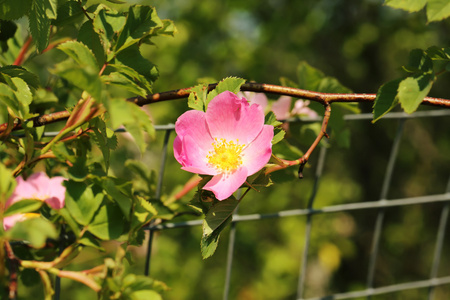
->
left=187, top=83, right=208, bottom=111
left=0, top=66, right=39, bottom=89
left=7, top=217, right=58, bottom=248
left=115, top=5, right=163, bottom=53
left=64, top=181, right=104, bottom=226
left=88, top=203, right=125, bottom=240
left=398, top=74, right=434, bottom=113
left=384, top=0, right=427, bottom=12
left=206, top=76, right=245, bottom=105
left=427, top=0, right=450, bottom=22
left=4, top=199, right=43, bottom=217
left=57, top=41, right=100, bottom=72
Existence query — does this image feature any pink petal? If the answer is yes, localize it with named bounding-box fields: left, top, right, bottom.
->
left=6, top=177, right=37, bottom=207
left=292, top=100, right=318, bottom=118
left=206, top=91, right=265, bottom=143
left=177, top=135, right=218, bottom=175
left=175, top=110, right=213, bottom=151
left=241, top=125, right=274, bottom=175
left=3, top=214, right=27, bottom=231
left=203, top=167, right=248, bottom=200
left=271, top=96, right=292, bottom=120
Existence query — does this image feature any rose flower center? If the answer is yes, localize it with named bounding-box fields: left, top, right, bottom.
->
left=207, top=138, right=245, bottom=173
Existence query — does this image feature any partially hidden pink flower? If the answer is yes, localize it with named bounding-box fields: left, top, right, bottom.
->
left=238, top=91, right=268, bottom=111
left=272, top=96, right=318, bottom=120
left=174, top=91, right=274, bottom=200
left=3, top=172, right=67, bottom=231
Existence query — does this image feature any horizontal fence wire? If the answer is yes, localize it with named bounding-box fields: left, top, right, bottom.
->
left=144, top=109, right=450, bottom=300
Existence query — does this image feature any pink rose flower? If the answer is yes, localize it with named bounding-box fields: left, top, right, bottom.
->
left=3, top=172, right=66, bottom=231
left=174, top=91, right=274, bottom=200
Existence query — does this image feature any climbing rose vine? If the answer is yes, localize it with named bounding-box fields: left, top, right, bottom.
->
left=173, top=91, right=274, bottom=200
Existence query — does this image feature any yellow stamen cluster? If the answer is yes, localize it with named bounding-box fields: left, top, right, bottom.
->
left=207, top=138, right=245, bottom=173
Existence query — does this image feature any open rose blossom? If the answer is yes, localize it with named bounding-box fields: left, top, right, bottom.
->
left=174, top=91, right=274, bottom=200
left=3, top=172, right=66, bottom=231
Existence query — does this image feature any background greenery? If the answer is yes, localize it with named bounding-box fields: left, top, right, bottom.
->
left=12, top=0, right=450, bottom=299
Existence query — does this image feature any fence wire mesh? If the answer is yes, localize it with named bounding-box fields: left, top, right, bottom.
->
left=142, top=109, right=450, bottom=300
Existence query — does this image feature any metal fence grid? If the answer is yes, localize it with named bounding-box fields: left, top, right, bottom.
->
left=143, top=109, right=450, bottom=300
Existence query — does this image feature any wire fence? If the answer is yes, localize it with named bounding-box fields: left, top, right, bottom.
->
left=143, top=109, right=450, bottom=300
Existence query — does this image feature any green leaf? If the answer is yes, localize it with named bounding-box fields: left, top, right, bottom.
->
left=108, top=98, right=155, bottom=153
left=53, top=0, right=84, bottom=26
left=272, top=127, right=286, bottom=145
left=79, top=232, right=104, bottom=250
left=398, top=74, right=434, bottom=113
left=4, top=199, right=44, bottom=217
left=7, top=217, right=58, bottom=248
left=272, top=139, right=304, bottom=160
left=427, top=0, right=450, bottom=22
left=403, top=49, right=433, bottom=73
left=64, top=181, right=104, bottom=226
left=0, top=76, right=32, bottom=119
left=90, top=118, right=117, bottom=171
left=102, top=64, right=153, bottom=96
left=28, top=0, right=51, bottom=52
left=203, top=196, right=239, bottom=236
left=0, top=0, right=32, bottom=20
left=115, top=44, right=158, bottom=84
left=44, top=0, right=58, bottom=19
left=206, top=77, right=246, bottom=105
left=78, top=21, right=106, bottom=67
left=92, top=6, right=126, bottom=53
left=426, top=46, right=450, bottom=60
left=187, top=84, right=208, bottom=111
left=58, top=41, right=100, bottom=72
left=373, top=79, right=401, bottom=122
left=201, top=216, right=232, bottom=259
left=0, top=66, right=39, bottom=89
left=0, top=163, right=15, bottom=204
left=0, top=82, right=19, bottom=117
left=102, top=178, right=132, bottom=220
left=297, top=61, right=325, bottom=91
left=265, top=111, right=282, bottom=127
left=87, top=203, right=125, bottom=240
left=53, top=62, right=102, bottom=101
left=384, top=0, right=427, bottom=12
left=115, top=5, right=163, bottom=53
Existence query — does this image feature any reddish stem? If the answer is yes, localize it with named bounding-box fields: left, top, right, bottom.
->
left=4, top=241, right=19, bottom=300
left=13, top=36, right=32, bottom=66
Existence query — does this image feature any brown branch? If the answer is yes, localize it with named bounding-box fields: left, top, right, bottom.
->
left=265, top=102, right=332, bottom=176
left=4, top=241, right=19, bottom=300
left=1, top=82, right=449, bottom=135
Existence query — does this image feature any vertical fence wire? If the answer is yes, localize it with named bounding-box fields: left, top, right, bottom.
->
left=223, top=203, right=240, bottom=300
left=144, top=129, right=172, bottom=276
left=297, top=144, right=328, bottom=300
left=428, top=176, right=450, bottom=300
left=365, top=119, right=405, bottom=297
